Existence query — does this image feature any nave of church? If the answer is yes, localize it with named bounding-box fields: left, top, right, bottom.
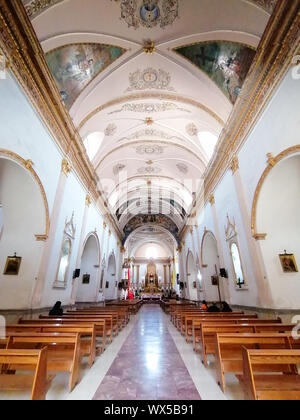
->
left=0, top=0, right=300, bottom=402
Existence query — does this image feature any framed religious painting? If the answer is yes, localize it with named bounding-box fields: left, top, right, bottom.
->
left=82, top=274, right=90, bottom=284
left=3, top=255, right=22, bottom=275
left=279, top=253, right=298, bottom=273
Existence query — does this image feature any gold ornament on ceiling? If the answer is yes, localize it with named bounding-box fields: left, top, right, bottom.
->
left=145, top=117, right=154, bottom=125
left=143, top=41, right=156, bottom=55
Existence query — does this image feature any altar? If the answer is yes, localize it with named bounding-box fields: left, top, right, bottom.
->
left=141, top=292, right=162, bottom=303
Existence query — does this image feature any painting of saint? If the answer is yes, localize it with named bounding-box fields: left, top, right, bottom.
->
left=175, top=41, right=256, bottom=104
left=46, top=43, right=125, bottom=109
left=279, top=254, right=298, bottom=273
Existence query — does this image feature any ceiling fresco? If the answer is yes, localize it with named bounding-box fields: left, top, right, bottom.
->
left=175, top=41, right=256, bottom=104
left=46, top=43, right=126, bottom=109
left=123, top=214, right=180, bottom=244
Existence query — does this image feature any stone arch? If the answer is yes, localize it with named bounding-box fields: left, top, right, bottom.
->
left=0, top=149, right=49, bottom=240
left=76, top=231, right=101, bottom=303
left=251, top=145, right=300, bottom=240
left=186, top=249, right=198, bottom=301
left=105, top=251, right=117, bottom=300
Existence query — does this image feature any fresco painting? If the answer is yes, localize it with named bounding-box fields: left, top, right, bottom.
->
left=175, top=41, right=256, bottom=104
left=46, top=43, right=125, bottom=109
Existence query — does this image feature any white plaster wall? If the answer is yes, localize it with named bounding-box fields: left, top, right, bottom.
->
left=135, top=243, right=169, bottom=259
left=0, top=160, right=44, bottom=309
left=0, top=72, right=62, bottom=213
left=238, top=68, right=300, bottom=209
left=257, top=156, right=300, bottom=309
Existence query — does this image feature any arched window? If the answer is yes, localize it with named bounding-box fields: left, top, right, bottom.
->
left=54, top=214, right=75, bottom=289
left=230, top=243, right=245, bottom=287
left=225, top=215, right=247, bottom=289
left=57, top=239, right=72, bottom=284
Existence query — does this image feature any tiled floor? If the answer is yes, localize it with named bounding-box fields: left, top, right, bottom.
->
left=93, top=305, right=201, bottom=400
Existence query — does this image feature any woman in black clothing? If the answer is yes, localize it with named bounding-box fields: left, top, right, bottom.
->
left=49, top=301, right=63, bottom=316
left=207, top=302, right=220, bottom=313
left=221, top=301, right=233, bottom=313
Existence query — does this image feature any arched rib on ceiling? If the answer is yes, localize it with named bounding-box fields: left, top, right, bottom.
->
left=124, top=225, right=177, bottom=256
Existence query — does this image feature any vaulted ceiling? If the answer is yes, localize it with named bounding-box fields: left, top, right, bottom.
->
left=23, top=0, right=277, bottom=248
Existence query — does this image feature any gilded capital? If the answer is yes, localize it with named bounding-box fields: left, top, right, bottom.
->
left=230, top=156, right=239, bottom=174
left=25, top=159, right=34, bottom=170
left=267, top=153, right=276, bottom=167
left=85, top=194, right=92, bottom=207
left=61, top=159, right=71, bottom=176
left=209, top=194, right=215, bottom=206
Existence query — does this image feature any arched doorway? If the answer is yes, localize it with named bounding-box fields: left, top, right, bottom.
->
left=255, top=153, right=300, bottom=309
left=0, top=157, right=46, bottom=309
left=186, top=251, right=198, bottom=301
left=201, top=230, right=222, bottom=302
left=76, top=233, right=100, bottom=303
left=105, top=252, right=117, bottom=300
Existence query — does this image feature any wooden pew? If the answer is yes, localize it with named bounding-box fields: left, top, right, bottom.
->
left=83, top=306, right=131, bottom=325
left=183, top=313, right=261, bottom=339
left=240, top=348, right=300, bottom=400
left=214, top=333, right=293, bottom=393
left=197, top=323, right=297, bottom=367
left=20, top=318, right=108, bottom=347
left=0, top=348, right=52, bottom=400
left=190, top=317, right=282, bottom=345
left=175, top=310, right=248, bottom=330
left=6, top=324, right=97, bottom=367
left=0, top=338, right=8, bottom=349
left=66, top=310, right=124, bottom=331
left=6, top=332, right=81, bottom=392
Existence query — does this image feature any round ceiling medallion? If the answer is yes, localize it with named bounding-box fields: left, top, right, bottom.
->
left=140, top=3, right=160, bottom=24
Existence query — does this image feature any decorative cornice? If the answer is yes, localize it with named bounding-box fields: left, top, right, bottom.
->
left=204, top=0, right=300, bottom=203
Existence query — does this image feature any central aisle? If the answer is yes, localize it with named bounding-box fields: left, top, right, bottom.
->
left=93, top=305, right=201, bottom=400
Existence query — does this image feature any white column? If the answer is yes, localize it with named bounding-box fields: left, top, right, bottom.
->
left=230, top=156, right=273, bottom=307
left=31, top=159, right=71, bottom=308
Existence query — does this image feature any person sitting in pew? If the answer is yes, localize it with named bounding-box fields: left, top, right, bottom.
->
left=221, top=301, right=232, bottom=313
left=201, top=300, right=208, bottom=311
left=49, top=301, right=63, bottom=316
left=207, top=302, right=220, bottom=312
